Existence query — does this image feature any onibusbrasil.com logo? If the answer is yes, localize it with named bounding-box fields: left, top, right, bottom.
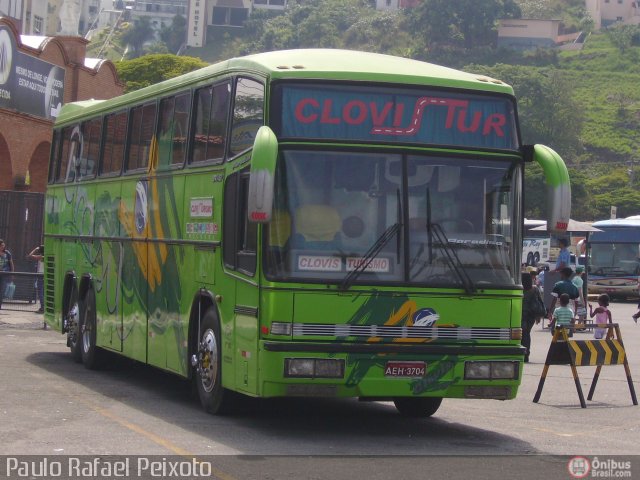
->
left=568, top=456, right=632, bottom=478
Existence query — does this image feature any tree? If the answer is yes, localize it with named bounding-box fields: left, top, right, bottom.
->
left=160, top=15, right=187, bottom=54
left=240, top=0, right=374, bottom=53
left=116, top=54, right=208, bottom=92
left=411, top=0, right=521, bottom=49
left=120, top=17, right=155, bottom=58
left=607, top=24, right=637, bottom=54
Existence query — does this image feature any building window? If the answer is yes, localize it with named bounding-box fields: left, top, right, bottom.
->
left=33, top=15, right=43, bottom=34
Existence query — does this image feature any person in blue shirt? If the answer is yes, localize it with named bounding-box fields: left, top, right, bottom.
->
left=555, top=238, right=571, bottom=272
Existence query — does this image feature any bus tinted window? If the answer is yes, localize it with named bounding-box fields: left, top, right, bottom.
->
left=49, top=130, right=62, bottom=184
left=78, top=118, right=102, bottom=180
left=229, top=78, right=264, bottom=157
left=101, top=111, right=127, bottom=175
left=57, top=125, right=81, bottom=183
left=127, top=103, right=157, bottom=172
left=192, top=82, right=230, bottom=163
left=158, top=92, right=190, bottom=169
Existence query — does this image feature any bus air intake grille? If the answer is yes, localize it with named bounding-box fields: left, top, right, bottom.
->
left=292, top=324, right=511, bottom=340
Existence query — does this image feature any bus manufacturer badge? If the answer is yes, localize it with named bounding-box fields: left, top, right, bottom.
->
left=412, top=308, right=439, bottom=327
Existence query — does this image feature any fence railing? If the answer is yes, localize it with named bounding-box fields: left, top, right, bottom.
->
left=0, top=271, right=44, bottom=313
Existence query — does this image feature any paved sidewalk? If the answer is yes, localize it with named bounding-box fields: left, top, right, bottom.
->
left=0, top=308, right=46, bottom=329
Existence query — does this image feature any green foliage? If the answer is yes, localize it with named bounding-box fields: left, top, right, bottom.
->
left=411, top=0, right=521, bottom=49
left=115, top=54, right=208, bottom=92
left=160, top=15, right=188, bottom=54
left=606, top=24, right=640, bottom=54
left=120, top=17, right=155, bottom=58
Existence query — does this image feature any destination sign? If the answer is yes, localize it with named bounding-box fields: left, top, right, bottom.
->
left=278, top=84, right=518, bottom=150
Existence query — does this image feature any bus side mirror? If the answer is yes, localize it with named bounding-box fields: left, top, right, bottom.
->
left=247, top=126, right=278, bottom=223
left=531, top=144, right=571, bottom=234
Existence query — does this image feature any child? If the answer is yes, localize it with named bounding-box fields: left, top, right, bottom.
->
left=551, top=293, right=574, bottom=337
left=589, top=294, right=612, bottom=340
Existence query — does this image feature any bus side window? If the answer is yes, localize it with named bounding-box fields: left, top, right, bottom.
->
left=158, top=91, right=191, bottom=169
left=126, top=102, right=157, bottom=172
left=223, top=169, right=257, bottom=276
left=49, top=129, right=62, bottom=184
left=229, top=77, right=264, bottom=158
left=192, top=82, right=230, bottom=164
left=101, top=111, right=127, bottom=176
left=57, top=125, right=81, bottom=184
left=78, top=118, right=101, bottom=180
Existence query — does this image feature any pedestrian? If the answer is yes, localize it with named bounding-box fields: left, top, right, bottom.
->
left=572, top=266, right=587, bottom=328
left=537, top=264, right=547, bottom=293
left=521, top=272, right=545, bottom=362
left=554, top=238, right=571, bottom=272
left=27, top=245, right=45, bottom=314
left=550, top=293, right=574, bottom=336
left=0, top=239, right=15, bottom=310
left=547, top=267, right=580, bottom=323
left=589, top=294, right=612, bottom=340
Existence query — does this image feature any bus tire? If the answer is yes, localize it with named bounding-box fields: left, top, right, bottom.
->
left=533, top=252, right=540, bottom=265
left=526, top=253, right=534, bottom=266
left=193, top=309, right=231, bottom=415
left=66, top=284, right=82, bottom=363
left=81, top=288, right=104, bottom=370
left=393, top=397, right=442, bottom=417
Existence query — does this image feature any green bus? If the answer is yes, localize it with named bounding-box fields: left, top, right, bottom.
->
left=44, top=49, right=571, bottom=417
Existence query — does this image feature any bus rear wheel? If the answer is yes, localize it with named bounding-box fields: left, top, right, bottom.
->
left=66, top=285, right=82, bottom=363
left=193, top=309, right=231, bottom=415
left=393, top=397, right=442, bottom=417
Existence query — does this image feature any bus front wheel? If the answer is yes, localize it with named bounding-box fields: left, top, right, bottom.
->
left=393, top=397, right=442, bottom=417
left=193, top=309, right=231, bottom=415
left=81, top=288, right=104, bottom=370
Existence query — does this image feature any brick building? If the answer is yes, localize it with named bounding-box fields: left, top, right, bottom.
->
left=0, top=16, right=124, bottom=193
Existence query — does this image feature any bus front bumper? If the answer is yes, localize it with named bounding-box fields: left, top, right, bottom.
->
left=257, top=341, right=525, bottom=400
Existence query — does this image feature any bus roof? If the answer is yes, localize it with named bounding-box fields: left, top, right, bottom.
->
left=592, top=218, right=640, bottom=228
left=55, top=49, right=514, bottom=125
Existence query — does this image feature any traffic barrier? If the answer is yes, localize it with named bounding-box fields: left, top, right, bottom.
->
left=533, top=323, right=637, bottom=408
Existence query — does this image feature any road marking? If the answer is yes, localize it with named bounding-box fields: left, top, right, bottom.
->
left=47, top=381, right=238, bottom=480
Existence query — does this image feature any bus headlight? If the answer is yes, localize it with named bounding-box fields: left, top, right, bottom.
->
left=285, top=358, right=345, bottom=378
left=465, top=361, right=518, bottom=380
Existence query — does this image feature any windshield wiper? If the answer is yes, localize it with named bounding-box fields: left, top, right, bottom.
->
left=339, top=190, right=402, bottom=291
left=429, top=222, right=476, bottom=295
left=421, top=187, right=475, bottom=294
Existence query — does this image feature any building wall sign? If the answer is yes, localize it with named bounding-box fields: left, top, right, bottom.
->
left=187, top=0, right=205, bottom=47
left=0, top=25, right=66, bottom=120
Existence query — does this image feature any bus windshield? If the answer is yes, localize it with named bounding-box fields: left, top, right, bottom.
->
left=590, top=228, right=640, bottom=276
left=264, top=150, right=519, bottom=288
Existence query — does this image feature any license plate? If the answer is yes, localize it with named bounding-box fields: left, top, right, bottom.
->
left=384, top=361, right=426, bottom=377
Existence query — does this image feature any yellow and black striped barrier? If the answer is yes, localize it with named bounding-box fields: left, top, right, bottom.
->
left=533, top=323, right=637, bottom=408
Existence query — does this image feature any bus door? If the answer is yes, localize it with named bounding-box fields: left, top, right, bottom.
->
left=221, top=168, right=260, bottom=394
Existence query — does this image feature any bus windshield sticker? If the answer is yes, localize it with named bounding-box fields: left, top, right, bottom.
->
left=279, top=85, right=517, bottom=150
left=297, top=255, right=342, bottom=272
left=345, top=256, right=390, bottom=273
